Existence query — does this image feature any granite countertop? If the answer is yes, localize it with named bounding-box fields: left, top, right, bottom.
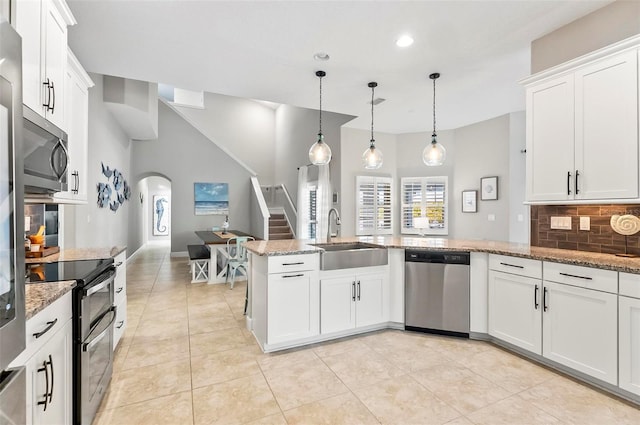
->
left=25, top=246, right=126, bottom=264
left=244, top=236, right=640, bottom=274
left=25, top=281, right=76, bottom=320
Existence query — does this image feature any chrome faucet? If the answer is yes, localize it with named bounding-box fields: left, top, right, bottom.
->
left=327, top=208, right=341, bottom=242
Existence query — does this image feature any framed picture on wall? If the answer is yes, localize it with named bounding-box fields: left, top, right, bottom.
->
left=481, top=176, right=498, bottom=201
left=153, top=195, right=170, bottom=236
left=194, top=182, right=229, bottom=215
left=462, top=190, right=477, bottom=213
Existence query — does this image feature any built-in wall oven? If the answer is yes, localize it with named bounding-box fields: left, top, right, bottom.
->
left=0, top=16, right=26, bottom=425
left=26, top=258, right=115, bottom=425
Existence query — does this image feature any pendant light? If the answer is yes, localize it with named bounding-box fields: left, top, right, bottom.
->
left=362, top=82, right=383, bottom=169
left=423, top=72, right=446, bottom=166
left=309, top=70, right=332, bottom=165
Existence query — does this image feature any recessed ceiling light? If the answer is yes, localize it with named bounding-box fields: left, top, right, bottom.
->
left=396, top=35, right=414, bottom=47
left=313, top=52, right=330, bottom=61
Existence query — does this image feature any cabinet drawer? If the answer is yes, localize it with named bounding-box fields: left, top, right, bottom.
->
left=268, top=253, right=319, bottom=274
left=543, top=262, right=617, bottom=294
left=113, top=299, right=127, bottom=350
left=489, top=254, right=542, bottom=279
left=24, top=291, right=72, bottom=360
left=619, top=272, right=640, bottom=299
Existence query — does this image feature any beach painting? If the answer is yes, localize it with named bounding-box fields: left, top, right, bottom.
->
left=194, top=182, right=229, bottom=215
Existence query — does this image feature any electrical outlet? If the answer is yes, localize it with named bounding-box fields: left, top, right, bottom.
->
left=580, top=216, right=591, bottom=231
left=488, top=214, right=496, bottom=222
left=517, top=214, right=524, bottom=222
left=550, top=216, right=571, bottom=230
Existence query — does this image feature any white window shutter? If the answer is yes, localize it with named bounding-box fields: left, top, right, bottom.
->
left=401, top=176, right=448, bottom=235
left=356, top=176, right=393, bottom=236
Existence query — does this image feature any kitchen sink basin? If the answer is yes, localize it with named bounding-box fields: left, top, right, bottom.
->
left=312, top=242, right=388, bottom=270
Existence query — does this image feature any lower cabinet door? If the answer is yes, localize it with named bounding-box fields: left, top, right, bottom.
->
left=113, top=299, right=127, bottom=350
left=355, top=273, right=384, bottom=328
left=488, top=271, right=542, bottom=354
left=320, top=276, right=356, bottom=334
left=267, top=271, right=319, bottom=344
left=542, top=282, right=617, bottom=385
left=30, top=319, right=72, bottom=425
left=619, top=295, right=640, bottom=396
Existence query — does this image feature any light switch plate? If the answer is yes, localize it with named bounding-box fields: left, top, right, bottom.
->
left=550, top=216, right=571, bottom=230
left=488, top=214, right=496, bottom=222
left=580, top=216, right=590, bottom=231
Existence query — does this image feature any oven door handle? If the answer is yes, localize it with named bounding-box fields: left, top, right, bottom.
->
left=82, top=306, right=116, bottom=352
left=84, top=268, right=116, bottom=297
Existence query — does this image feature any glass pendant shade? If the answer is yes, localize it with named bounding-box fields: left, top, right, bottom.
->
left=309, top=133, right=332, bottom=165
left=423, top=134, right=446, bottom=166
left=362, top=141, right=383, bottom=169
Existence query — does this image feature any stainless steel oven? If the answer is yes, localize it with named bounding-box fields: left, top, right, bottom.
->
left=0, top=16, right=26, bottom=425
left=76, top=265, right=116, bottom=425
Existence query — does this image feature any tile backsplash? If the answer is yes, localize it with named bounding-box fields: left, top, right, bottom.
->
left=531, top=204, right=640, bottom=255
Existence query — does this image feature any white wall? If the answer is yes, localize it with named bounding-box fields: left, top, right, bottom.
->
left=340, top=127, right=398, bottom=236
left=172, top=92, right=277, bottom=183
left=64, top=74, right=132, bottom=250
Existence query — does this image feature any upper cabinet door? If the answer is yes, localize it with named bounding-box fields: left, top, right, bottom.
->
left=526, top=74, right=575, bottom=202
left=574, top=50, right=639, bottom=200
left=16, top=0, right=44, bottom=114
left=42, top=0, right=67, bottom=130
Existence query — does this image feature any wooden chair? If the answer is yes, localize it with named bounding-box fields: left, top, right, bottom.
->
left=225, top=236, right=254, bottom=289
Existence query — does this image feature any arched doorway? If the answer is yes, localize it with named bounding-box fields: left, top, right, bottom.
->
left=138, top=175, right=172, bottom=249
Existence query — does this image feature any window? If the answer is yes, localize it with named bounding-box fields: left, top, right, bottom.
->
left=356, top=176, right=393, bottom=235
left=308, top=187, right=317, bottom=239
left=401, top=176, right=448, bottom=235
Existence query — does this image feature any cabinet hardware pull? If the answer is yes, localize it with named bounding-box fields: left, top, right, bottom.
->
left=116, top=320, right=125, bottom=329
left=357, top=281, right=361, bottom=301
left=282, top=273, right=303, bottom=278
left=116, top=287, right=124, bottom=294
left=352, top=282, right=356, bottom=301
left=575, top=170, right=580, bottom=194
left=42, top=78, right=52, bottom=110
left=50, top=80, right=55, bottom=113
left=567, top=171, right=572, bottom=195
left=534, top=285, right=539, bottom=309
left=499, top=262, right=524, bottom=269
left=115, top=262, right=123, bottom=267
left=72, top=171, right=79, bottom=194
left=543, top=287, right=548, bottom=312
left=37, top=359, right=50, bottom=411
left=48, top=355, right=54, bottom=403
left=282, top=262, right=304, bottom=266
left=559, top=272, right=592, bottom=280
left=33, top=318, right=58, bottom=339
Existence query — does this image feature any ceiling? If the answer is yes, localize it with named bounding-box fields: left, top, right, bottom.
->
left=66, top=0, right=611, bottom=134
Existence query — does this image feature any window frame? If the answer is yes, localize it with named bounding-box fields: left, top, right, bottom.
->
left=401, top=176, right=449, bottom=236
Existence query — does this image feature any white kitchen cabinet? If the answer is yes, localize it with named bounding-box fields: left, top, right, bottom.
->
left=53, top=49, right=93, bottom=203
left=320, top=270, right=384, bottom=334
left=488, top=270, right=542, bottom=355
left=619, top=272, right=640, bottom=397
left=16, top=0, right=76, bottom=130
left=113, top=251, right=127, bottom=349
left=11, top=292, right=73, bottom=425
left=542, top=280, right=618, bottom=385
left=524, top=47, right=639, bottom=202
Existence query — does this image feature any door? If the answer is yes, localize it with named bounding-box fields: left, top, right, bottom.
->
left=42, top=0, right=66, bottom=129
left=267, top=271, right=319, bottom=344
left=355, top=273, right=384, bottom=328
left=574, top=50, right=638, bottom=200
left=320, top=276, right=355, bottom=334
left=619, top=295, right=640, bottom=396
left=15, top=0, right=43, bottom=115
left=488, top=271, right=542, bottom=354
left=30, top=319, right=71, bottom=425
left=526, top=74, right=575, bottom=201
left=542, top=282, right=617, bottom=385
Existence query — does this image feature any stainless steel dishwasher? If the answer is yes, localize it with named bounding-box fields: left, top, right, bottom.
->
left=405, top=250, right=470, bottom=337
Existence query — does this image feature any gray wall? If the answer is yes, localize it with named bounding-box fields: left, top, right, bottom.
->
left=508, top=111, right=529, bottom=243
left=274, top=104, right=355, bottom=208
left=129, top=101, right=254, bottom=254
left=63, top=74, right=132, bottom=250
left=531, top=0, right=640, bottom=73
left=172, top=93, right=276, bottom=183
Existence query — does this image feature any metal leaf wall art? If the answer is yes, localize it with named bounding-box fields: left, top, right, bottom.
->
left=97, top=162, right=132, bottom=212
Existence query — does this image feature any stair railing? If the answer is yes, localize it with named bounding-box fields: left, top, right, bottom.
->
left=250, top=176, right=270, bottom=240
left=275, top=184, right=297, bottom=238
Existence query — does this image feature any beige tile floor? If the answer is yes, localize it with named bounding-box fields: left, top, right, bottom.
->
left=94, top=243, right=640, bottom=425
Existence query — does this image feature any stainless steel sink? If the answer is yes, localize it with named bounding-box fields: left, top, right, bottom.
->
left=312, top=242, right=388, bottom=270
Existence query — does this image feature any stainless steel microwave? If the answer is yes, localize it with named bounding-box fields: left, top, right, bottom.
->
left=23, top=105, right=68, bottom=194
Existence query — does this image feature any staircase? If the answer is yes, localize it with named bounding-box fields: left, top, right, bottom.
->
left=269, top=213, right=294, bottom=240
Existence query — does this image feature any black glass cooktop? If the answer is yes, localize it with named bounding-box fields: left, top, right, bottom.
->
left=26, top=258, right=114, bottom=285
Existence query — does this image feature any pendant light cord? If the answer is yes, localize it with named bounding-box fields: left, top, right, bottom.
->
left=370, top=84, right=375, bottom=143
left=432, top=76, right=436, bottom=136
left=319, top=74, right=323, bottom=135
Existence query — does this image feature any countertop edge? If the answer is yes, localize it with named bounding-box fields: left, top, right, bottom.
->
left=25, top=281, right=76, bottom=320
left=25, top=246, right=127, bottom=264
